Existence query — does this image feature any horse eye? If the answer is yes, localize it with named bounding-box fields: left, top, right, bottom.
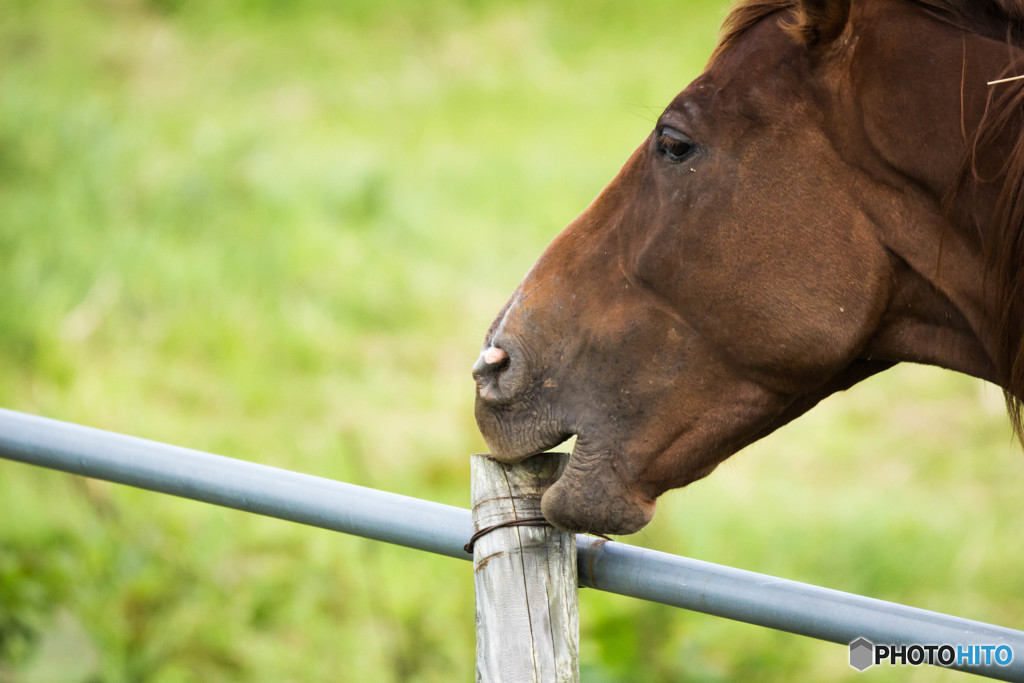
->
left=656, top=127, right=694, bottom=162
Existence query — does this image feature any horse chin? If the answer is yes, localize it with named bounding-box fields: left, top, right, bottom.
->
left=540, top=446, right=657, bottom=535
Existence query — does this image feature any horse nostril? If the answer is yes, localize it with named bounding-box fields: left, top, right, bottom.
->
left=483, top=346, right=508, bottom=365
left=473, top=342, right=533, bottom=403
left=472, top=346, right=510, bottom=383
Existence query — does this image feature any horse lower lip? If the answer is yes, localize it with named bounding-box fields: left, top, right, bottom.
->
left=540, top=466, right=656, bottom=535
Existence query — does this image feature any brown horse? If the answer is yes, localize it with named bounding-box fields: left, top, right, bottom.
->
left=472, top=0, right=1024, bottom=535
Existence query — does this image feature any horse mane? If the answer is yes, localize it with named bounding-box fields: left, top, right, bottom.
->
left=958, top=48, right=1024, bottom=441
left=711, top=0, right=1024, bottom=61
left=711, top=0, right=1024, bottom=440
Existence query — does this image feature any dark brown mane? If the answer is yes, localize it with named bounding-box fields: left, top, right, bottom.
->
left=713, top=0, right=1024, bottom=440
left=712, top=0, right=1024, bottom=58
left=956, top=46, right=1024, bottom=439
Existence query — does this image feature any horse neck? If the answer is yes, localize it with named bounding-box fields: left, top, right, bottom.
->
left=855, top=11, right=1024, bottom=393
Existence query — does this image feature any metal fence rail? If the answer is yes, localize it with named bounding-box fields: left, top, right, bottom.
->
left=0, top=408, right=1021, bottom=680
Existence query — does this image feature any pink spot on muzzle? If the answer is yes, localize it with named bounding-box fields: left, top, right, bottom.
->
left=483, top=346, right=508, bottom=365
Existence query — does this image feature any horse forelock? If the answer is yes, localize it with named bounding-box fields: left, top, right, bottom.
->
left=709, top=0, right=797, bottom=67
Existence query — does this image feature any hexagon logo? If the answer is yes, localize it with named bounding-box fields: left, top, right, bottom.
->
left=850, top=637, right=875, bottom=671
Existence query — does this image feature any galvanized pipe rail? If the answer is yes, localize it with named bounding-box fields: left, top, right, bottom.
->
left=0, top=408, right=1020, bottom=680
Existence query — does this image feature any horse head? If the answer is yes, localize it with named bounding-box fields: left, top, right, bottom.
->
left=473, top=0, right=1024, bottom=535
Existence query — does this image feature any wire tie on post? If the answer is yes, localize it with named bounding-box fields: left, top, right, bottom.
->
left=464, top=516, right=612, bottom=554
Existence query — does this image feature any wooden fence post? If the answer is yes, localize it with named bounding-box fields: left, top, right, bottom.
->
left=470, top=452, right=579, bottom=683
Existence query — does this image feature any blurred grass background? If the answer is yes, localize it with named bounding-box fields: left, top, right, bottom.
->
left=0, top=0, right=1021, bottom=680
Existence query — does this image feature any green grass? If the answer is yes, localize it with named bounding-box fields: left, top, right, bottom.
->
left=0, top=0, right=1021, bottom=680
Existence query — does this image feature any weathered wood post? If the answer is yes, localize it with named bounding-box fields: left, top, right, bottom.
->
left=469, top=452, right=579, bottom=683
